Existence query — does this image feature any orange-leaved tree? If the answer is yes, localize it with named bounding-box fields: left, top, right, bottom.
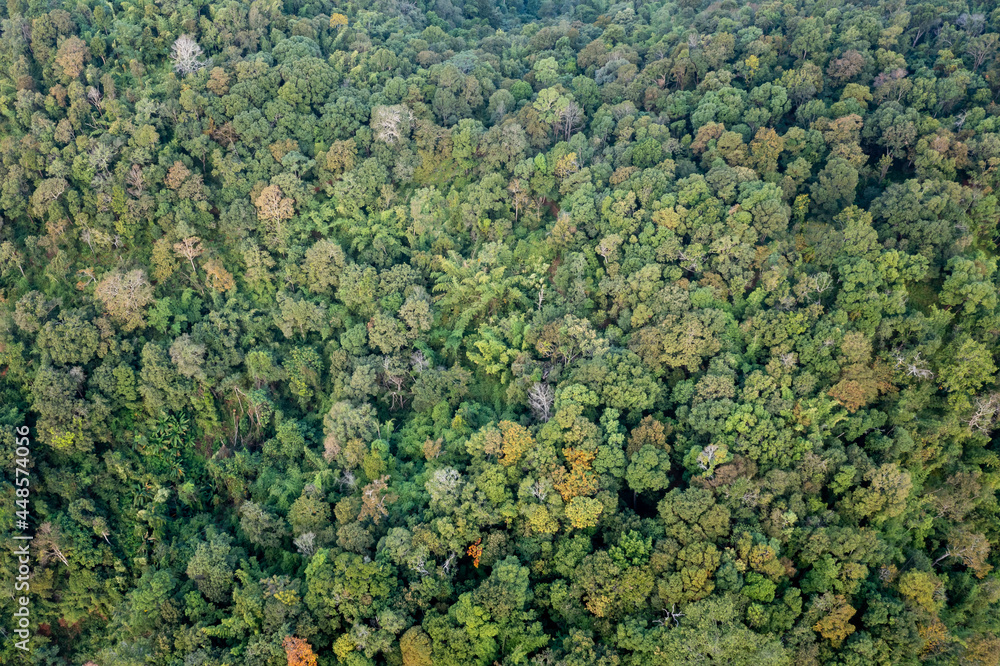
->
left=283, top=636, right=318, bottom=666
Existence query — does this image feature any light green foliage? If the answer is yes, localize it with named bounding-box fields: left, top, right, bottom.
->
left=625, top=445, right=670, bottom=495
left=186, top=529, right=240, bottom=603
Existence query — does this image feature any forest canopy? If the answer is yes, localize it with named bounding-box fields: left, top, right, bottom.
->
left=2, top=0, right=1000, bottom=664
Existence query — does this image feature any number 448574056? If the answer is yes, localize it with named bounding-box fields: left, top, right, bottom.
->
left=14, top=425, right=30, bottom=525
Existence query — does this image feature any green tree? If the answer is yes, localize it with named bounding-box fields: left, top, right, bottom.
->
left=187, top=530, right=240, bottom=603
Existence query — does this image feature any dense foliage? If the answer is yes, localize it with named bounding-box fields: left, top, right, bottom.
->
left=3, top=0, right=1000, bottom=663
